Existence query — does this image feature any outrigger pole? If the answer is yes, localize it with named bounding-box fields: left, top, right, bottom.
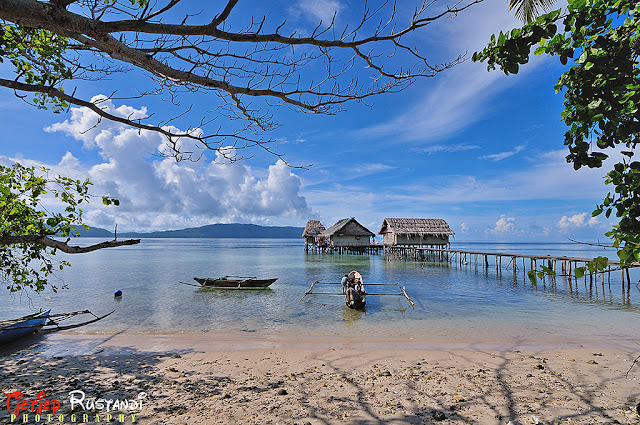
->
left=42, top=310, right=115, bottom=332
left=2, top=310, right=116, bottom=332
left=300, top=280, right=319, bottom=301
left=300, top=281, right=415, bottom=309
left=395, top=283, right=415, bottom=309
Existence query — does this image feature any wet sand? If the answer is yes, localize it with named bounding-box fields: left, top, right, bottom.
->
left=1, top=332, right=639, bottom=424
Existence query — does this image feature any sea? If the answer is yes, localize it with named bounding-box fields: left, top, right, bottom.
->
left=1, top=239, right=639, bottom=345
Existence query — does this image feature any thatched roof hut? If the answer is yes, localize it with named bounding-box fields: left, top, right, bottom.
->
left=379, top=218, right=454, bottom=247
left=302, top=220, right=325, bottom=238
left=321, top=217, right=374, bottom=247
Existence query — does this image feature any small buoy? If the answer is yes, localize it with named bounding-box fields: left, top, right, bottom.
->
left=114, top=290, right=123, bottom=297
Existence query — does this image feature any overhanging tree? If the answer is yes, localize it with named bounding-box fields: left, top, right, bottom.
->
left=0, top=163, right=139, bottom=293
left=0, top=0, right=482, bottom=162
left=508, top=0, right=556, bottom=24
left=473, top=0, right=640, bottom=270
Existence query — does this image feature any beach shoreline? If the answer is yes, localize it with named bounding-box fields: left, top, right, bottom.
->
left=1, top=332, right=639, bottom=424
left=7, top=331, right=640, bottom=354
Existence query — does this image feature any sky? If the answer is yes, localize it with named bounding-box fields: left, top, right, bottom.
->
left=0, top=0, right=615, bottom=242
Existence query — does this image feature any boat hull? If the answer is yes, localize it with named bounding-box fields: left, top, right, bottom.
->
left=194, top=277, right=277, bottom=288
left=345, top=299, right=366, bottom=310
left=0, top=310, right=50, bottom=345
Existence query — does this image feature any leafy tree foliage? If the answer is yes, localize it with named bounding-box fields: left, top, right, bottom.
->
left=0, top=163, right=139, bottom=293
left=473, top=0, right=640, bottom=272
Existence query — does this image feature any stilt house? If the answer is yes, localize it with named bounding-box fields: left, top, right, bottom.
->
left=379, top=218, right=454, bottom=248
left=320, top=217, right=375, bottom=248
left=302, top=220, right=326, bottom=249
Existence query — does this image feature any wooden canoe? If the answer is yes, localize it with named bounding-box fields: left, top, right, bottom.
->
left=0, top=309, right=115, bottom=346
left=0, top=310, right=50, bottom=345
left=193, top=276, right=277, bottom=289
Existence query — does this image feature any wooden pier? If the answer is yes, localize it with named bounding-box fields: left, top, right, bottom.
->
left=304, top=241, right=638, bottom=287
left=383, top=246, right=637, bottom=287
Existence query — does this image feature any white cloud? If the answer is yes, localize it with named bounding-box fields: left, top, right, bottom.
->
left=45, top=95, right=149, bottom=150
left=359, top=65, right=509, bottom=143
left=488, top=215, right=516, bottom=234
left=293, top=0, right=342, bottom=24
left=374, top=150, right=610, bottom=205
left=354, top=1, right=543, bottom=144
left=479, top=144, right=526, bottom=161
left=460, top=222, right=469, bottom=233
left=557, top=213, right=600, bottom=231
left=412, top=144, right=479, bottom=155
left=15, top=98, right=313, bottom=231
left=351, top=163, right=394, bottom=175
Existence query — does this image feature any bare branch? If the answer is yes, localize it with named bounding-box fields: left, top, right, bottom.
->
left=0, top=0, right=484, bottom=162
left=0, top=235, right=141, bottom=253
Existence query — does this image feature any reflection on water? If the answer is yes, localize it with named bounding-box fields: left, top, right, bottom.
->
left=0, top=238, right=638, bottom=344
left=341, top=306, right=366, bottom=324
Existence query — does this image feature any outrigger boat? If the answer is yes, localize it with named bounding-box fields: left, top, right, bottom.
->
left=0, top=309, right=115, bottom=345
left=300, top=270, right=415, bottom=310
left=344, top=270, right=366, bottom=309
left=181, top=276, right=278, bottom=289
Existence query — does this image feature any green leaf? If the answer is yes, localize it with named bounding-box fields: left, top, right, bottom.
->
left=540, top=265, right=556, bottom=276
left=506, top=61, right=520, bottom=74
left=588, top=99, right=602, bottom=109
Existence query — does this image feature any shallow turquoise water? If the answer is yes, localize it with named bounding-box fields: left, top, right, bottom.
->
left=1, top=238, right=638, bottom=344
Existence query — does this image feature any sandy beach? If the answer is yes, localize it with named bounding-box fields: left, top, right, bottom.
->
left=1, top=332, right=639, bottom=425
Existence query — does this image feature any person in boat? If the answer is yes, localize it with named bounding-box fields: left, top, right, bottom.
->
left=341, top=274, right=349, bottom=294
left=354, top=277, right=365, bottom=296
left=345, top=276, right=365, bottom=308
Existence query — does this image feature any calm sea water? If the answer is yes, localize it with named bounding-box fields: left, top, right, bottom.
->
left=1, top=238, right=639, bottom=344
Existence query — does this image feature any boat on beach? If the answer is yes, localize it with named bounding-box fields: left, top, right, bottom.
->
left=0, top=309, right=114, bottom=345
left=0, top=310, right=50, bottom=345
left=192, top=276, right=278, bottom=289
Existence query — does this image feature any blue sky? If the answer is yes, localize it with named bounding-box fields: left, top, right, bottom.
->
left=0, top=0, right=615, bottom=242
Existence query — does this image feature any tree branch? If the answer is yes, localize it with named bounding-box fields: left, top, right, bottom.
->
left=0, top=234, right=141, bottom=253
left=0, top=0, right=483, bottom=162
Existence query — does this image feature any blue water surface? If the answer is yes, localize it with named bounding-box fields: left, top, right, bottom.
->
left=1, top=239, right=638, bottom=344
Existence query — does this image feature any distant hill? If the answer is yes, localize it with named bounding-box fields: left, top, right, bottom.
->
left=79, top=223, right=304, bottom=239
left=77, top=227, right=115, bottom=237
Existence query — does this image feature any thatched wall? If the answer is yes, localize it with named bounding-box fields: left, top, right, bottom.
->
left=330, top=235, right=371, bottom=247
left=380, top=218, right=454, bottom=247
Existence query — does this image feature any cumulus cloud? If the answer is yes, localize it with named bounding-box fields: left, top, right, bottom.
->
left=557, top=213, right=600, bottom=231
left=488, top=215, right=516, bottom=234
left=460, top=222, right=469, bottom=233
left=45, top=95, right=149, bottom=150
left=27, top=98, right=312, bottom=230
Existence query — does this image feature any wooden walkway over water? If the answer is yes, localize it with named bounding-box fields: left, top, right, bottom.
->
left=384, top=246, right=637, bottom=287
left=307, top=244, right=638, bottom=287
